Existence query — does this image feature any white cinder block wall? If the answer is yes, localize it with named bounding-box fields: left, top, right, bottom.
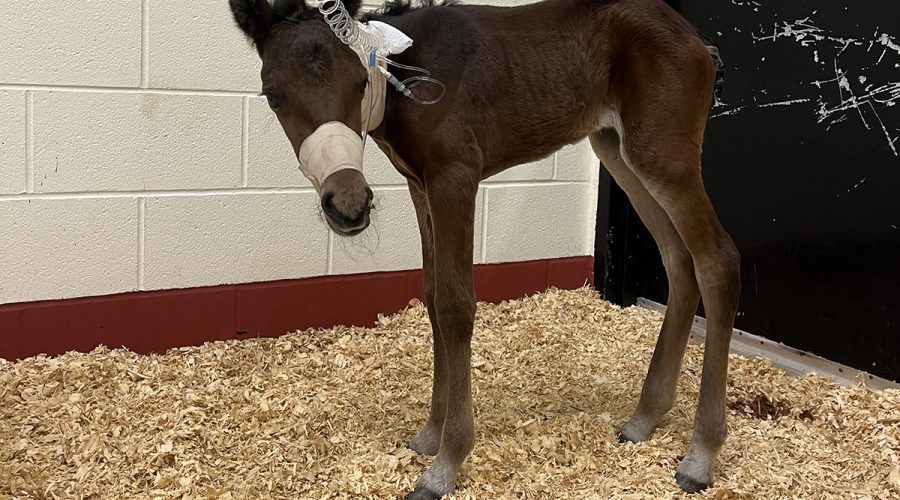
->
left=0, top=0, right=598, bottom=305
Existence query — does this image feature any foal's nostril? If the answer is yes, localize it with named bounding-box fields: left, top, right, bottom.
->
left=365, top=187, right=374, bottom=207
left=322, top=192, right=337, bottom=218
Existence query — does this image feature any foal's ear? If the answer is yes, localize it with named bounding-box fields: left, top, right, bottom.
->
left=342, top=0, right=364, bottom=18
left=230, top=0, right=274, bottom=43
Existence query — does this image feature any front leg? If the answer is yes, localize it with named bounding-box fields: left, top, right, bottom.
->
left=407, top=168, right=479, bottom=500
left=406, top=181, right=446, bottom=457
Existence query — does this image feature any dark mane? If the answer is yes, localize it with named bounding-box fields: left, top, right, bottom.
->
left=272, top=0, right=319, bottom=23
left=272, top=0, right=367, bottom=24
left=360, top=0, right=460, bottom=22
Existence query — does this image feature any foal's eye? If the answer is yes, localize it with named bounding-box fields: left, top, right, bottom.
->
left=359, top=79, right=369, bottom=95
left=266, top=94, right=281, bottom=109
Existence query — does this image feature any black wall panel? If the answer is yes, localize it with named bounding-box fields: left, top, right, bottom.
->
left=596, top=1, right=900, bottom=381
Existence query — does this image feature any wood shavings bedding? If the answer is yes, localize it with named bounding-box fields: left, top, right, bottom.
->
left=1, top=288, right=897, bottom=499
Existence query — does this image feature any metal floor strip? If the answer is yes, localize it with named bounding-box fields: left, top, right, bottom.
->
left=636, top=298, right=899, bottom=391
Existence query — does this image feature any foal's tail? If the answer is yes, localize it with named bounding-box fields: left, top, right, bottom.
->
left=702, top=37, right=726, bottom=101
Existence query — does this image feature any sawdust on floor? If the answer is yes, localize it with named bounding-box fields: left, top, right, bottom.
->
left=1, top=288, right=898, bottom=499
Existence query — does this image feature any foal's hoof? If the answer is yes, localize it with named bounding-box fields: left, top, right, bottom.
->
left=405, top=486, right=441, bottom=500
left=675, top=471, right=711, bottom=493
left=616, top=420, right=651, bottom=444
left=616, top=429, right=641, bottom=444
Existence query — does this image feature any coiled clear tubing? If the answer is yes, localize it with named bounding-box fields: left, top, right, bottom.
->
left=318, top=0, right=446, bottom=105
left=318, top=0, right=382, bottom=50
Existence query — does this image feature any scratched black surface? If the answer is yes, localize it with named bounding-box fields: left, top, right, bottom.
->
left=596, top=1, right=900, bottom=381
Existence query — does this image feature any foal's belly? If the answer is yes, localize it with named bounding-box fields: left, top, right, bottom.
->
left=478, top=111, right=606, bottom=181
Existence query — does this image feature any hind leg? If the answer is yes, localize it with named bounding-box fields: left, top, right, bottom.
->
left=603, top=36, right=742, bottom=491
left=643, top=163, right=739, bottom=493
left=616, top=124, right=740, bottom=492
left=591, top=128, right=701, bottom=443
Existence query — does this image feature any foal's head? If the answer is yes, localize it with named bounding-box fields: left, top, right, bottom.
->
left=231, top=0, right=373, bottom=236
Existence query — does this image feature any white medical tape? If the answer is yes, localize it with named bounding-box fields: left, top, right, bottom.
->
left=297, top=121, right=364, bottom=191
left=361, top=61, right=387, bottom=131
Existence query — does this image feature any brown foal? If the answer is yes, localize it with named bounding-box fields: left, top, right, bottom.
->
left=230, top=0, right=741, bottom=497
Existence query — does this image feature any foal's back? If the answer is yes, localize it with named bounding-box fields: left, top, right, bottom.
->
left=382, top=0, right=715, bottom=177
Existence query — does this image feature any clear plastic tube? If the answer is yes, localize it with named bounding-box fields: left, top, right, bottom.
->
left=318, top=0, right=382, bottom=50
left=383, top=60, right=447, bottom=105
left=319, top=0, right=446, bottom=105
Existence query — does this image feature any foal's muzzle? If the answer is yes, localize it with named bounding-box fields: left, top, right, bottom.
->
left=298, top=121, right=373, bottom=236
left=320, top=170, right=373, bottom=237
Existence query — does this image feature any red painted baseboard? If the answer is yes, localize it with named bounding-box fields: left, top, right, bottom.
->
left=0, top=256, right=593, bottom=361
